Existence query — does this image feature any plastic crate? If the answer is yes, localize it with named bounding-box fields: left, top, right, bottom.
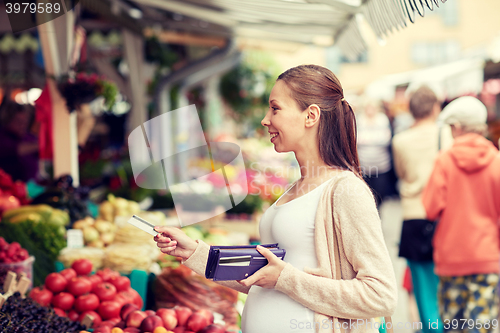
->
left=0, top=256, right=35, bottom=290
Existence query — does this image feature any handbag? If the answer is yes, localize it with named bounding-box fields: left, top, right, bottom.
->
left=332, top=221, right=394, bottom=333
left=205, top=243, right=286, bottom=281
left=398, top=219, right=436, bottom=261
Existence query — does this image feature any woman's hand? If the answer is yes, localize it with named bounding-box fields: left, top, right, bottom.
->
left=237, top=245, right=286, bottom=289
left=153, top=226, right=198, bottom=261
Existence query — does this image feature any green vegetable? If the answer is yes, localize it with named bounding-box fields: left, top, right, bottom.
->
left=0, top=219, right=66, bottom=286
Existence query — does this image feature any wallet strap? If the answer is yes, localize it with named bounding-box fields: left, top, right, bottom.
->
left=332, top=220, right=393, bottom=333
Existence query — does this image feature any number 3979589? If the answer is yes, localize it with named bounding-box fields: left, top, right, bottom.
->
left=5, top=2, right=62, bottom=14
left=443, top=319, right=498, bottom=330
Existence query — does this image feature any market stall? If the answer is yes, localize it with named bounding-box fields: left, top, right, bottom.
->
left=0, top=0, right=462, bottom=332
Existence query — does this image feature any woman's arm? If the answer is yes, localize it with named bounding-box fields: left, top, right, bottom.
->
left=182, top=240, right=251, bottom=294
left=273, top=177, right=398, bottom=319
left=154, top=226, right=251, bottom=294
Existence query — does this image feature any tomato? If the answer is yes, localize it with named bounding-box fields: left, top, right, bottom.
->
left=113, top=294, right=128, bottom=308
left=44, top=273, right=67, bottom=293
left=96, top=268, right=120, bottom=282
left=78, top=310, right=102, bottom=328
left=119, top=288, right=143, bottom=309
left=108, top=276, right=131, bottom=292
left=68, top=309, right=79, bottom=321
left=75, top=293, right=100, bottom=313
left=72, top=259, right=93, bottom=276
left=29, top=287, right=53, bottom=307
left=67, top=276, right=92, bottom=296
left=99, top=301, right=122, bottom=320
left=52, top=292, right=75, bottom=311
left=60, top=268, right=77, bottom=281
left=87, top=274, right=103, bottom=289
left=53, top=307, right=67, bottom=317
left=93, top=282, right=117, bottom=302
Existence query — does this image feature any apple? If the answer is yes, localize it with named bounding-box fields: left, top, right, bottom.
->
left=156, top=308, right=177, bottom=330
left=125, top=310, right=147, bottom=328
left=174, top=306, right=192, bottom=327
left=120, top=303, right=139, bottom=320
left=140, top=315, right=163, bottom=332
left=97, top=320, right=116, bottom=329
left=108, top=317, right=121, bottom=325
left=186, top=312, right=209, bottom=332
left=199, top=324, right=226, bottom=333
left=172, top=328, right=185, bottom=333
left=145, top=309, right=156, bottom=316
left=194, top=309, right=213, bottom=324
left=115, top=320, right=126, bottom=329
left=93, top=326, right=112, bottom=333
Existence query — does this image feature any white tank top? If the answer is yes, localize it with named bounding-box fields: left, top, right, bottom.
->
left=241, top=178, right=334, bottom=333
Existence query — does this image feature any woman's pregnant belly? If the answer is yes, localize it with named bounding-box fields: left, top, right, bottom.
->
left=241, top=286, right=316, bottom=333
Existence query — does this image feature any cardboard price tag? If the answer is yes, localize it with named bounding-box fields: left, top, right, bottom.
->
left=66, top=229, right=84, bottom=249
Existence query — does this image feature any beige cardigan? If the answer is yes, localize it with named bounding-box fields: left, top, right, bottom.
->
left=182, top=171, right=398, bottom=333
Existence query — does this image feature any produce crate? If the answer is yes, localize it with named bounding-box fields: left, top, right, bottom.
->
left=0, top=256, right=35, bottom=291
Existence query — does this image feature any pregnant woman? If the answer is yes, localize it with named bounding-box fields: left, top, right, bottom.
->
left=154, top=64, right=398, bottom=333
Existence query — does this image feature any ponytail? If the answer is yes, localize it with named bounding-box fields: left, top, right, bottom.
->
left=318, top=98, right=361, bottom=179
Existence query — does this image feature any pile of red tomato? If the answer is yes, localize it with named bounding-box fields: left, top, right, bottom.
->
left=29, top=259, right=142, bottom=328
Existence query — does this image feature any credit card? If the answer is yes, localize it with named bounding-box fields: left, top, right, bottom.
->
left=127, top=215, right=158, bottom=236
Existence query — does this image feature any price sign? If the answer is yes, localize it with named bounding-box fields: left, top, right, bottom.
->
left=66, top=229, right=84, bottom=249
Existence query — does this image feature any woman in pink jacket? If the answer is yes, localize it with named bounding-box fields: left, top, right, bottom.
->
left=154, top=65, right=397, bottom=333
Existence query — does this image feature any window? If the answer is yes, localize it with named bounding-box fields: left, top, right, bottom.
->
left=411, top=40, right=461, bottom=65
left=326, top=45, right=368, bottom=73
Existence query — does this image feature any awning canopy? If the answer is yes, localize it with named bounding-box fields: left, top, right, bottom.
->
left=128, top=0, right=449, bottom=60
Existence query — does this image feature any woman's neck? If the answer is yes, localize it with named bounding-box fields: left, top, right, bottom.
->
left=295, top=152, right=335, bottom=181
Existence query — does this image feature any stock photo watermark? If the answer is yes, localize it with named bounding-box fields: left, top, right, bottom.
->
left=291, top=319, right=500, bottom=331
left=128, top=104, right=248, bottom=227
left=3, top=0, right=80, bottom=33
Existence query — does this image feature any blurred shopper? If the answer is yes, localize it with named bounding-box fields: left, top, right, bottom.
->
left=393, top=86, right=451, bottom=333
left=356, top=98, right=393, bottom=207
left=0, top=100, right=39, bottom=181
left=423, top=96, right=500, bottom=333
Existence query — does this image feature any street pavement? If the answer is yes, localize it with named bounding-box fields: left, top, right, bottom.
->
left=380, top=198, right=415, bottom=333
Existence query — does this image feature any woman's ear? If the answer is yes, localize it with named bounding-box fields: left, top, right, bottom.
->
left=305, top=104, right=320, bottom=127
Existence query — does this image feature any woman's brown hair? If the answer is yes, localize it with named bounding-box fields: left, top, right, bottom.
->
left=277, top=64, right=361, bottom=177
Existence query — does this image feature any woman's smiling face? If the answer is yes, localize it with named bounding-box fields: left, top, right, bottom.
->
left=261, top=80, right=307, bottom=153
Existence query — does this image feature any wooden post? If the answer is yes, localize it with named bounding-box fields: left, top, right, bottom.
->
left=36, top=9, right=79, bottom=186
left=123, top=29, right=147, bottom=135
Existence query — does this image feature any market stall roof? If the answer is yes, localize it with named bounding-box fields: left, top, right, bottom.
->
left=364, top=56, right=485, bottom=101
left=0, top=0, right=449, bottom=60
left=129, top=0, right=448, bottom=60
